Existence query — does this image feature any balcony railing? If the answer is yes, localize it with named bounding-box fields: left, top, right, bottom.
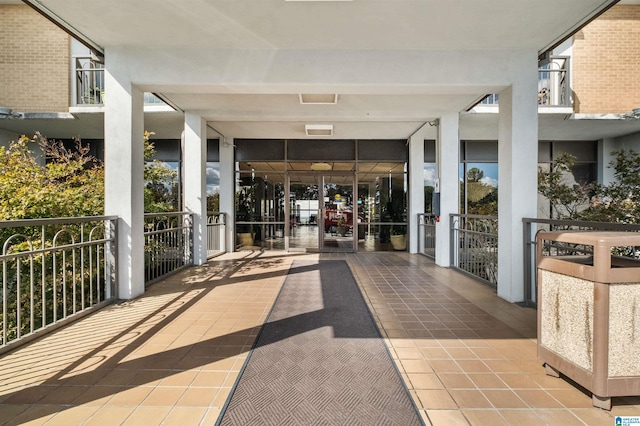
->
left=480, top=56, right=571, bottom=108
left=417, top=214, right=437, bottom=259
left=72, top=56, right=165, bottom=107
left=0, top=216, right=117, bottom=353
left=144, top=212, right=194, bottom=284
left=207, top=212, right=226, bottom=258
left=450, top=214, right=498, bottom=287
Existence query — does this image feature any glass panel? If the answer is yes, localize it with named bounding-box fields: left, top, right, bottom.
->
left=289, top=175, right=320, bottom=250
left=323, top=175, right=354, bottom=252
left=424, top=163, right=437, bottom=213
left=206, top=162, right=220, bottom=212
left=460, top=163, right=498, bottom=215
left=235, top=169, right=286, bottom=250
left=357, top=162, right=407, bottom=251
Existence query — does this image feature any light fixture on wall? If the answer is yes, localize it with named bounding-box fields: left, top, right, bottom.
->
left=310, top=162, right=333, bottom=171
left=305, top=124, right=333, bottom=136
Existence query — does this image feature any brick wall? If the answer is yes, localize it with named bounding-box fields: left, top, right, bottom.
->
left=0, top=5, right=70, bottom=113
left=572, top=5, right=640, bottom=114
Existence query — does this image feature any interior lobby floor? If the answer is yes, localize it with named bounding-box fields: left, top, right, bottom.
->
left=0, top=251, right=638, bottom=425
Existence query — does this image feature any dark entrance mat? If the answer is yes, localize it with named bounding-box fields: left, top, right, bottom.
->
left=218, top=260, right=423, bottom=426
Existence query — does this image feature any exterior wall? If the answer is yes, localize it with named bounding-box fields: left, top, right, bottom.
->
left=572, top=5, right=640, bottom=114
left=0, top=5, right=70, bottom=112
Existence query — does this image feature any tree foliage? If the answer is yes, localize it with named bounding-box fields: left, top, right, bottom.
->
left=538, top=149, right=640, bottom=223
left=0, top=130, right=178, bottom=221
left=0, top=132, right=104, bottom=221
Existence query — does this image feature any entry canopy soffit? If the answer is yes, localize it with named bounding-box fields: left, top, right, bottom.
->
left=23, top=0, right=620, bottom=140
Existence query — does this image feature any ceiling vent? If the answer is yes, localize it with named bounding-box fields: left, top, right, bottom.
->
left=305, top=124, right=333, bottom=137
left=299, top=94, right=338, bottom=105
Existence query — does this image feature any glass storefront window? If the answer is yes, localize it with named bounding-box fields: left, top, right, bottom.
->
left=460, top=162, right=498, bottom=215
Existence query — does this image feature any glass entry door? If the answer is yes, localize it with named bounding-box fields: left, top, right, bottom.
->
left=321, top=175, right=355, bottom=252
left=288, top=173, right=355, bottom=252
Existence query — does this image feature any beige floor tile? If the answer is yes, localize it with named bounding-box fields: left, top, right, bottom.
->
left=1, top=405, right=59, bottom=426
left=437, top=373, right=475, bottom=389
left=570, top=408, right=617, bottom=425
left=401, top=359, right=434, bottom=374
left=84, top=406, right=136, bottom=425
left=414, top=390, right=458, bottom=410
left=425, top=409, right=470, bottom=426
left=107, top=386, right=154, bottom=406
left=191, top=371, right=230, bottom=387
left=546, top=389, right=595, bottom=409
left=462, top=409, right=509, bottom=426
left=514, top=389, right=564, bottom=409
left=499, top=409, right=544, bottom=425
left=466, top=373, right=507, bottom=389
left=449, top=389, right=493, bottom=409
left=482, top=389, right=529, bottom=409
left=140, top=387, right=186, bottom=407
left=122, top=406, right=172, bottom=425
left=429, top=360, right=463, bottom=374
left=44, top=406, right=100, bottom=426
left=535, top=409, right=586, bottom=425
left=407, top=373, right=445, bottom=390
left=176, top=387, right=219, bottom=407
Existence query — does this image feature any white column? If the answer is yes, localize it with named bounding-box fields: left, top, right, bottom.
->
left=497, top=62, right=538, bottom=303
left=184, top=113, right=208, bottom=265
left=219, top=138, right=236, bottom=251
left=104, top=69, right=145, bottom=300
left=408, top=132, right=425, bottom=254
left=435, top=113, right=460, bottom=267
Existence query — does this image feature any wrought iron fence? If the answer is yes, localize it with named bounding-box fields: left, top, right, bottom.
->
left=417, top=214, right=437, bottom=259
left=207, top=212, right=226, bottom=258
left=0, top=216, right=117, bottom=352
left=144, top=212, right=193, bottom=284
left=450, top=214, right=498, bottom=287
left=522, top=218, right=640, bottom=307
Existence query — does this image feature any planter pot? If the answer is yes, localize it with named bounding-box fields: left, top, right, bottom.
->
left=390, top=234, right=406, bottom=250
left=237, top=232, right=254, bottom=247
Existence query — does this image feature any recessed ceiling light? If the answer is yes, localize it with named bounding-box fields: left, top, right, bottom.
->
left=305, top=124, right=333, bottom=137
left=299, top=94, right=338, bottom=105
left=310, top=162, right=333, bottom=171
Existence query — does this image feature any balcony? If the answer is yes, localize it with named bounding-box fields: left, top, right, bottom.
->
left=72, top=57, right=166, bottom=107
left=479, top=57, right=571, bottom=109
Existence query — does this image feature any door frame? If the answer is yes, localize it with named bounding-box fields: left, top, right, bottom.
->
left=286, top=171, right=357, bottom=253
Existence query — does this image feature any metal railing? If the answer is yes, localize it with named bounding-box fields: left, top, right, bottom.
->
left=480, top=56, right=571, bottom=108
left=207, top=212, right=226, bottom=258
left=0, top=216, right=117, bottom=352
left=522, top=218, right=640, bottom=307
left=144, top=212, right=193, bottom=284
left=73, top=57, right=105, bottom=106
left=450, top=214, right=498, bottom=287
left=417, top=214, right=437, bottom=259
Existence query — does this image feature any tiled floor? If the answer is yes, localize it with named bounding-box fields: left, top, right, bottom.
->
left=0, top=251, right=638, bottom=425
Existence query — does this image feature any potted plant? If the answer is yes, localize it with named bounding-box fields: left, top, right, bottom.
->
left=390, top=225, right=406, bottom=250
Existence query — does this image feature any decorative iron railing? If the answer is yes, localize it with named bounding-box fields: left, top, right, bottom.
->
left=522, top=218, right=640, bottom=307
left=207, top=212, right=226, bottom=258
left=417, top=214, right=437, bottom=259
left=144, top=212, right=193, bottom=284
left=450, top=214, right=498, bottom=287
left=0, top=216, right=117, bottom=352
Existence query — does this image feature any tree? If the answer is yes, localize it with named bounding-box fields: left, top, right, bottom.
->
left=580, top=149, right=640, bottom=224
left=0, top=132, right=104, bottom=221
left=143, top=131, right=179, bottom=213
left=537, top=152, right=592, bottom=219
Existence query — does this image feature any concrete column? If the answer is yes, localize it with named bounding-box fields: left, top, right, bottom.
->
left=184, top=113, right=208, bottom=265
left=408, top=131, right=426, bottom=254
left=219, top=138, right=236, bottom=251
left=497, top=62, right=539, bottom=303
left=104, top=70, right=145, bottom=300
left=435, top=113, right=460, bottom=267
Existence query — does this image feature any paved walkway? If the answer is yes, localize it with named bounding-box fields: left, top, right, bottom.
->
left=0, top=251, right=638, bottom=425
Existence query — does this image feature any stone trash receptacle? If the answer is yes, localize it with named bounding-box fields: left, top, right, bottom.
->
left=536, top=231, right=640, bottom=410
